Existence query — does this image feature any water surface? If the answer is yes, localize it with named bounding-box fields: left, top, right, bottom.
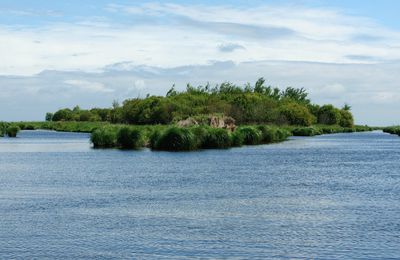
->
left=1, top=130, right=399, bottom=259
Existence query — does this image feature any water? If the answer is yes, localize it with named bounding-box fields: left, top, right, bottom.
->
left=1, top=130, right=400, bottom=259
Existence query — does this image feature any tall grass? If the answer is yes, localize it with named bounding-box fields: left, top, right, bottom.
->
left=201, top=127, right=231, bottom=149
left=152, top=127, right=197, bottom=151
left=6, top=125, right=20, bottom=137
left=236, top=126, right=262, bottom=145
left=90, top=127, right=117, bottom=148
left=117, top=127, right=144, bottom=149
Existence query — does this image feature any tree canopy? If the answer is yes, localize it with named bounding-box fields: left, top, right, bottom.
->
left=48, top=78, right=354, bottom=127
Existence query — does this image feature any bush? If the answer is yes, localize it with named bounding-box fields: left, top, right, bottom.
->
left=90, top=127, right=117, bottom=148
left=201, top=128, right=231, bottom=149
left=152, top=127, right=197, bottom=151
left=278, top=103, right=315, bottom=126
left=318, top=105, right=341, bottom=125
left=236, top=126, right=262, bottom=145
left=117, top=127, right=144, bottom=149
left=339, top=109, right=354, bottom=127
left=6, top=125, right=20, bottom=137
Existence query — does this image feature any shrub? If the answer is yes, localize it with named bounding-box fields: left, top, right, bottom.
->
left=152, top=127, right=197, bottom=151
left=6, top=125, right=20, bottom=137
left=339, top=109, right=354, bottom=127
left=278, top=103, right=315, bottom=126
left=117, top=127, right=144, bottom=149
left=90, top=127, right=117, bottom=148
left=202, top=128, right=231, bottom=149
left=236, top=126, right=262, bottom=145
left=318, top=105, right=341, bottom=125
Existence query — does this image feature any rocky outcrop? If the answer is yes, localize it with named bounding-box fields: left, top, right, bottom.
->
left=209, top=116, right=236, bottom=131
left=176, top=115, right=236, bottom=131
left=176, top=118, right=199, bottom=127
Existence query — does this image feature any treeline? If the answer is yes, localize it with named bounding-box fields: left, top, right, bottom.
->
left=46, top=78, right=354, bottom=127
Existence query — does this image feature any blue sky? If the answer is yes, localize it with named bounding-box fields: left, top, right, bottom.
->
left=0, top=0, right=400, bottom=125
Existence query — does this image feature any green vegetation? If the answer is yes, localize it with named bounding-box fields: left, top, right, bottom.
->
left=236, top=126, right=262, bottom=145
left=1, top=79, right=379, bottom=149
left=200, top=127, right=231, bottom=149
left=90, top=127, right=117, bottom=148
left=46, top=78, right=354, bottom=128
left=151, top=127, right=197, bottom=151
left=117, top=127, right=144, bottom=149
left=0, top=122, right=8, bottom=137
left=0, top=122, right=21, bottom=137
left=6, top=125, right=20, bottom=138
left=383, top=126, right=400, bottom=136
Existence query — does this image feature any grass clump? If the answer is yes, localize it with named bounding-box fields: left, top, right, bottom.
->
left=90, top=127, right=117, bottom=148
left=236, top=126, right=262, bottom=145
left=6, top=125, right=20, bottom=137
left=0, top=122, right=9, bottom=137
left=201, top=127, right=231, bottom=149
left=292, top=127, right=317, bottom=136
left=117, top=127, right=144, bottom=149
left=257, top=125, right=291, bottom=143
left=152, top=126, right=197, bottom=151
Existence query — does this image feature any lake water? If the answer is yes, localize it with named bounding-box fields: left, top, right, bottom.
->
left=0, top=130, right=399, bottom=259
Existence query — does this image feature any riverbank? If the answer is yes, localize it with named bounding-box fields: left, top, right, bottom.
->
left=383, top=126, right=400, bottom=136
left=2, top=121, right=376, bottom=151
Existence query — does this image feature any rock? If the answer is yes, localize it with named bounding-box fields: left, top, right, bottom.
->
left=176, top=118, right=199, bottom=127
left=177, top=115, right=236, bottom=131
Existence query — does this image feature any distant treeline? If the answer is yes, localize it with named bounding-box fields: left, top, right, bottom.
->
left=46, top=78, right=354, bottom=127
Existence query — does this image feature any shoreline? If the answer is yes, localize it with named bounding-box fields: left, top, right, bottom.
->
left=2, top=121, right=377, bottom=151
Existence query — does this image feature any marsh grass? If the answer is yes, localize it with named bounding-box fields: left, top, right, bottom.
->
left=152, top=127, right=197, bottom=151
left=236, top=126, right=262, bottom=145
left=117, top=127, right=144, bottom=149
left=6, top=125, right=20, bottom=137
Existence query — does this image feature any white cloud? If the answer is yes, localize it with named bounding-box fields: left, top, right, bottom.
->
left=1, top=2, right=400, bottom=126
left=1, top=3, right=400, bottom=76
left=64, top=80, right=114, bottom=93
left=1, top=60, right=400, bottom=126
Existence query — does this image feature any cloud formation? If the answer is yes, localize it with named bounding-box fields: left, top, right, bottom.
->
left=0, top=2, right=400, bottom=125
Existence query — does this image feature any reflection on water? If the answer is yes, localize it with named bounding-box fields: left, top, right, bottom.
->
left=0, top=130, right=400, bottom=259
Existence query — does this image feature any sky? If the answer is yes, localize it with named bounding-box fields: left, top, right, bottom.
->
left=0, top=0, right=400, bottom=125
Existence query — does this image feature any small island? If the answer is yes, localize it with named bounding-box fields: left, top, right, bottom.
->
left=2, top=78, right=375, bottom=151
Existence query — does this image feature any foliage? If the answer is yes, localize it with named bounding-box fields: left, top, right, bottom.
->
left=292, top=127, right=318, bottom=136
left=339, top=109, right=354, bottom=128
left=91, top=127, right=117, bottom=148
left=0, top=122, right=9, bottom=137
left=46, top=78, right=352, bottom=127
left=6, top=125, right=20, bottom=137
left=201, top=127, right=231, bottom=149
left=236, top=126, right=262, bottom=145
left=117, top=127, right=144, bottom=149
left=152, top=127, right=198, bottom=151
left=278, top=102, right=315, bottom=126
left=317, top=105, right=341, bottom=125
